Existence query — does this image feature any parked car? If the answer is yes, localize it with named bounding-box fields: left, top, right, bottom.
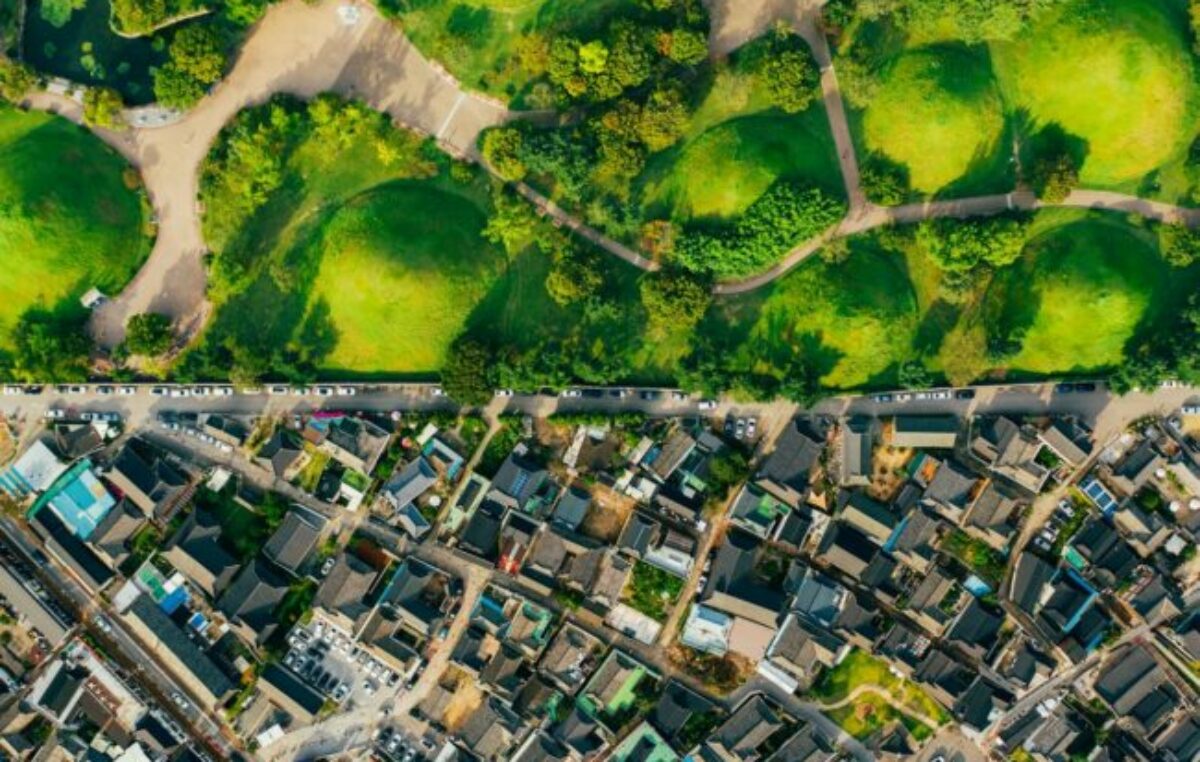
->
left=1074, top=382, right=1097, bottom=393
left=872, top=393, right=893, bottom=403
left=430, top=386, right=446, bottom=397
left=336, top=386, right=357, bottom=396
left=96, top=385, right=114, bottom=396
left=735, top=418, right=746, bottom=439
left=671, top=391, right=688, bottom=401
left=560, top=389, right=582, bottom=398
left=1, top=386, right=22, bottom=396
left=697, top=399, right=717, bottom=411
left=931, top=390, right=952, bottom=400
left=213, top=386, right=234, bottom=396
left=955, top=389, right=976, bottom=400
left=44, top=409, right=66, bottom=420
left=895, top=393, right=912, bottom=403
left=267, top=386, right=289, bottom=396
left=746, top=418, right=758, bottom=438
left=168, top=387, right=189, bottom=398
left=640, top=390, right=661, bottom=401
left=314, top=386, right=335, bottom=397
left=117, top=386, right=137, bottom=396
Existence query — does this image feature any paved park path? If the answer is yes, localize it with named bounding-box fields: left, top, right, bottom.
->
left=26, top=0, right=507, bottom=348
left=23, top=0, right=1200, bottom=347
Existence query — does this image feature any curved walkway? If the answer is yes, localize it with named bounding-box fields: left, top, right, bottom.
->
left=27, top=0, right=507, bottom=348
left=23, top=0, right=1200, bottom=348
left=816, top=684, right=945, bottom=731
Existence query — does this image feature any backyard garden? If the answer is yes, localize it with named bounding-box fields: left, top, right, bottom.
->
left=809, top=649, right=950, bottom=742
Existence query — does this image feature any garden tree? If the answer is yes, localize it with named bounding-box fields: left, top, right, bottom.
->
left=441, top=340, right=494, bottom=405
left=482, top=187, right=540, bottom=256
left=940, top=325, right=991, bottom=386
left=1031, top=151, right=1079, bottom=203
left=755, top=31, right=819, bottom=113
left=917, top=215, right=1028, bottom=273
left=860, top=154, right=909, bottom=206
left=666, top=28, right=708, bottom=65
left=1157, top=223, right=1200, bottom=268
left=818, top=237, right=850, bottom=265
left=545, top=246, right=604, bottom=306
left=82, top=87, right=125, bottom=129
left=39, top=0, right=86, bottom=28
left=639, top=220, right=677, bottom=260
left=480, top=127, right=527, bottom=182
left=578, top=40, right=609, bottom=75
left=898, top=359, right=931, bottom=389
left=154, top=25, right=227, bottom=109
left=1192, top=0, right=1200, bottom=54
left=635, top=86, right=688, bottom=151
left=936, top=267, right=976, bottom=305
left=674, top=183, right=846, bottom=277
left=110, top=0, right=167, bottom=34
left=9, top=310, right=90, bottom=382
left=124, top=312, right=173, bottom=355
left=515, top=34, right=551, bottom=77
left=639, top=271, right=711, bottom=334
left=222, top=0, right=270, bottom=26
left=0, top=57, right=36, bottom=103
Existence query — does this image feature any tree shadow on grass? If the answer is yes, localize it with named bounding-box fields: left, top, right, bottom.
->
left=1013, top=111, right=1090, bottom=184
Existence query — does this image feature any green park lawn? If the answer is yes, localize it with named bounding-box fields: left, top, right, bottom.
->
left=981, top=213, right=1179, bottom=374
left=709, top=241, right=919, bottom=390
left=640, top=107, right=843, bottom=223
left=0, top=107, right=150, bottom=348
left=810, top=649, right=951, bottom=726
left=862, top=44, right=1008, bottom=195
left=990, top=0, right=1199, bottom=189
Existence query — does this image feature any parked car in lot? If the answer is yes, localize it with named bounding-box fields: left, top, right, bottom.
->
left=267, top=386, right=289, bottom=396
left=213, top=386, right=234, bottom=396
left=2, top=386, right=22, bottom=396
left=314, top=386, right=335, bottom=397
left=96, top=385, right=114, bottom=395
left=872, top=393, right=892, bottom=403
left=955, top=389, right=976, bottom=400
left=151, top=387, right=167, bottom=396
left=931, top=390, right=952, bottom=400
left=560, top=389, right=582, bottom=398
left=746, top=418, right=758, bottom=438
left=336, top=386, right=357, bottom=396
left=118, top=386, right=137, bottom=396
left=895, top=393, right=912, bottom=403
left=168, top=387, right=189, bottom=398
left=697, top=399, right=717, bottom=411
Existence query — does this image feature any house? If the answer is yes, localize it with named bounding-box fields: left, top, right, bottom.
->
left=313, top=552, right=379, bottom=629
left=919, top=457, right=980, bottom=523
left=499, top=512, right=541, bottom=574
left=51, top=423, right=105, bottom=461
left=888, top=506, right=942, bottom=575
left=696, top=695, right=785, bottom=761
left=218, top=558, right=289, bottom=644
left=790, top=567, right=848, bottom=628
left=840, top=492, right=896, bottom=546
left=1038, top=418, right=1093, bottom=467
left=263, top=510, right=324, bottom=575
left=962, top=481, right=1021, bottom=549
left=890, top=415, right=960, bottom=450
left=610, top=721, right=678, bottom=762
left=1094, top=645, right=1180, bottom=736
left=1157, top=715, right=1200, bottom=762
left=1008, top=552, right=1057, bottom=616
left=970, top=416, right=1050, bottom=494
left=460, top=499, right=507, bottom=560
left=1110, top=440, right=1166, bottom=498
left=647, top=429, right=697, bottom=483
left=616, top=512, right=660, bottom=558
left=913, top=649, right=975, bottom=709
left=1111, top=504, right=1171, bottom=558
left=254, top=430, right=305, bottom=481
left=756, top=417, right=826, bottom=507
left=582, top=650, right=655, bottom=725
left=771, top=506, right=813, bottom=553
left=123, top=597, right=234, bottom=711
left=840, top=416, right=875, bottom=488
left=1070, top=518, right=1138, bottom=588
left=814, top=523, right=877, bottom=580
left=199, top=414, right=248, bottom=448
left=162, top=510, right=240, bottom=598
left=456, top=696, right=524, bottom=760
left=680, top=605, right=733, bottom=656
left=422, top=436, right=465, bottom=480
left=104, top=439, right=189, bottom=519
left=480, top=643, right=532, bottom=700
left=765, top=613, right=846, bottom=691
left=906, top=567, right=959, bottom=636
left=0, top=439, right=66, bottom=500
left=31, top=459, right=116, bottom=541
left=552, top=702, right=609, bottom=760
left=257, top=664, right=325, bottom=726
left=652, top=484, right=704, bottom=525
left=552, top=486, right=591, bottom=533
left=492, top=446, right=553, bottom=514
left=87, top=499, right=145, bottom=571
left=380, top=457, right=437, bottom=517
left=953, top=676, right=1012, bottom=731
left=945, top=598, right=1004, bottom=662
left=29, top=506, right=114, bottom=592
left=538, top=623, right=604, bottom=694
left=378, top=557, right=458, bottom=639
left=729, top=484, right=790, bottom=540
left=651, top=681, right=718, bottom=749
left=511, top=732, right=572, bottom=762
left=304, top=415, right=390, bottom=474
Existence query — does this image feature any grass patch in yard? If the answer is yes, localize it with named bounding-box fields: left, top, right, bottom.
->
left=940, top=528, right=1006, bottom=586
left=0, top=107, right=150, bottom=349
left=824, top=691, right=936, bottom=741
left=623, top=560, right=683, bottom=622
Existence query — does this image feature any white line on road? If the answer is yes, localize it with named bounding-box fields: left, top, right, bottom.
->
left=436, top=92, right=466, bottom=140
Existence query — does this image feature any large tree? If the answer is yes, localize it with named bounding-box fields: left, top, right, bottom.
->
left=124, top=312, right=173, bottom=356
left=440, top=340, right=494, bottom=404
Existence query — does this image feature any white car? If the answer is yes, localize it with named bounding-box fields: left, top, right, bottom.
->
left=931, top=390, right=952, bottom=400
left=213, top=386, right=234, bottom=397
left=117, top=386, right=136, bottom=396
left=494, top=389, right=514, bottom=398
left=1183, top=405, right=1200, bottom=416
left=430, top=386, right=446, bottom=397
left=697, top=400, right=717, bottom=411
left=746, top=418, right=758, bottom=438
left=314, top=386, right=335, bottom=397
left=2, top=386, right=22, bottom=396
left=44, top=409, right=65, bottom=419
left=291, top=387, right=309, bottom=397
left=560, top=389, right=582, bottom=398
left=168, top=387, right=189, bottom=398
left=336, top=386, right=357, bottom=396
left=914, top=392, right=931, bottom=401
left=895, top=393, right=913, bottom=402
left=671, top=391, right=688, bottom=401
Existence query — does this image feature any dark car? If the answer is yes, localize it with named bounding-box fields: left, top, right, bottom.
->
left=1074, top=382, right=1097, bottom=393
left=1054, top=383, right=1075, bottom=394
left=954, top=389, right=976, bottom=400
left=640, top=390, right=661, bottom=401
left=581, top=388, right=605, bottom=399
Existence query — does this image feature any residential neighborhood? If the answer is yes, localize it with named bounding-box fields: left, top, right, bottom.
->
left=0, top=384, right=1192, bottom=762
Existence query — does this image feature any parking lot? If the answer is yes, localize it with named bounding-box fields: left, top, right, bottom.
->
left=374, top=724, right=439, bottom=762
left=283, top=615, right=404, bottom=707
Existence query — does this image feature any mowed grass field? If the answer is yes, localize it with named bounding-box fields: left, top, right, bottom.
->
left=0, top=107, right=149, bottom=347
left=309, top=184, right=505, bottom=374
left=863, top=45, right=1007, bottom=195
left=640, top=108, right=843, bottom=223
left=991, top=0, right=1198, bottom=188
left=982, top=214, right=1173, bottom=374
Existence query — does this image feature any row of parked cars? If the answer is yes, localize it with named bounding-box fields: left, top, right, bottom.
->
left=1032, top=498, right=1079, bottom=553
